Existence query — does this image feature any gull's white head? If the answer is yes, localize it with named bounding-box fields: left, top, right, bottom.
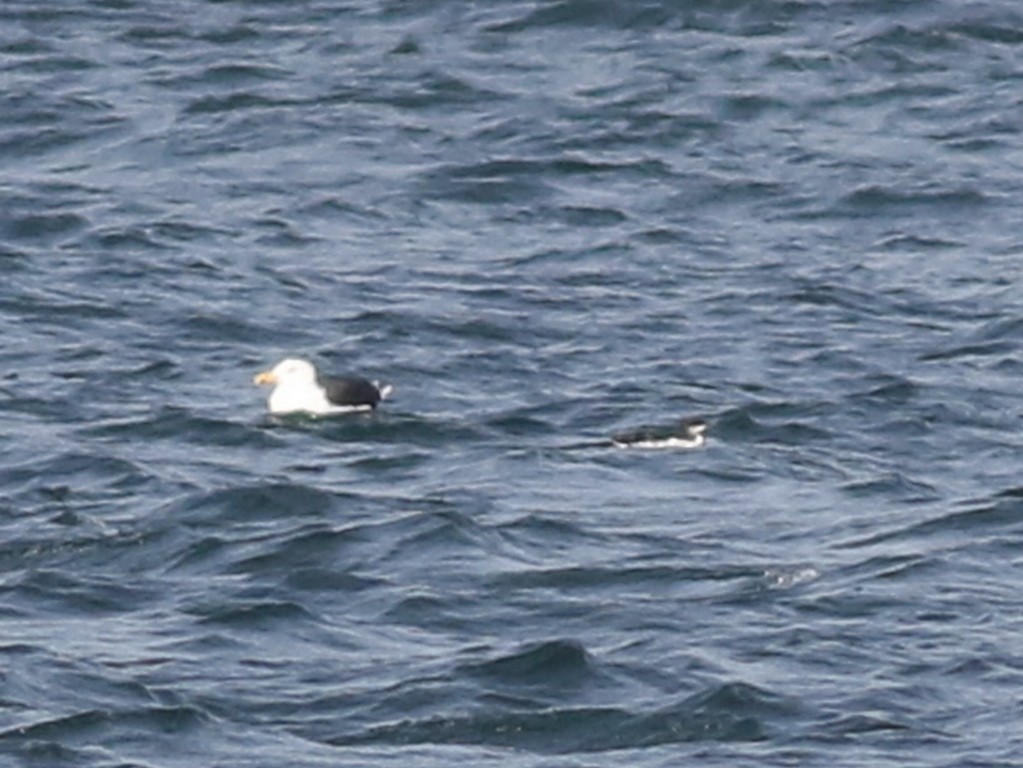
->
left=253, top=358, right=332, bottom=414
left=253, top=358, right=318, bottom=388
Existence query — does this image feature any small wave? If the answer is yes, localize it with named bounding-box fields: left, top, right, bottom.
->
left=486, top=0, right=673, bottom=33
left=841, top=488, right=1023, bottom=551
left=463, top=639, right=592, bottom=688
left=416, top=158, right=553, bottom=205
left=192, top=598, right=320, bottom=629
left=330, top=680, right=793, bottom=753
left=841, top=184, right=988, bottom=212
left=0, top=212, right=87, bottom=244
left=81, top=408, right=279, bottom=449
left=714, top=407, right=834, bottom=446
left=182, top=91, right=293, bottom=116
left=1, top=704, right=209, bottom=743
left=9, top=568, right=158, bottom=616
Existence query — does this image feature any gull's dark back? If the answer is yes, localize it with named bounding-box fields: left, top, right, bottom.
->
left=320, top=374, right=383, bottom=408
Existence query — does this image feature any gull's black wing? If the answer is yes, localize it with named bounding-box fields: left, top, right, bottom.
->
left=320, top=375, right=382, bottom=408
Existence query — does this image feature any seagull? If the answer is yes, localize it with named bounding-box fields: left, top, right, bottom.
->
left=253, top=358, right=392, bottom=416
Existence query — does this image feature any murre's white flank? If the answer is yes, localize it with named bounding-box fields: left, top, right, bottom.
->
left=253, top=358, right=393, bottom=416
left=611, top=418, right=708, bottom=449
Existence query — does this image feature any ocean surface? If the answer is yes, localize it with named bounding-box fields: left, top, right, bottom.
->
left=2, top=1, right=1023, bottom=765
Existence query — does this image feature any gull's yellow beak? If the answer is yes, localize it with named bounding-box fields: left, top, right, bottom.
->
left=253, top=371, right=277, bottom=386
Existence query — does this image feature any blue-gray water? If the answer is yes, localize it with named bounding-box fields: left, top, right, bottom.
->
left=2, top=1, right=1023, bottom=765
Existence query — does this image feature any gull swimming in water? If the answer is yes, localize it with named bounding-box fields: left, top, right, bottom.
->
left=253, top=358, right=393, bottom=416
